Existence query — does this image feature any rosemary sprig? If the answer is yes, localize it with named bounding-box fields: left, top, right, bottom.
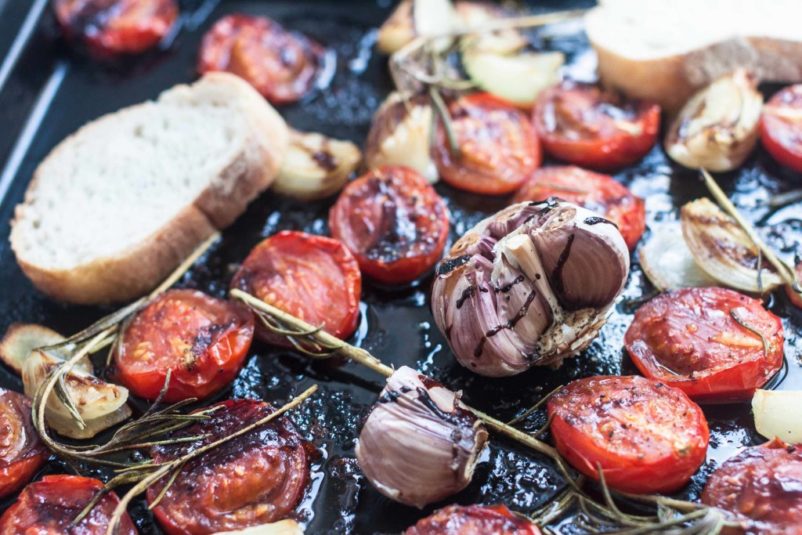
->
left=730, top=309, right=771, bottom=356
left=768, top=188, right=802, bottom=208
left=230, top=288, right=736, bottom=534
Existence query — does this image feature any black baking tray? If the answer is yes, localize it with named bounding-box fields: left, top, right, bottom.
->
left=0, top=1, right=801, bottom=534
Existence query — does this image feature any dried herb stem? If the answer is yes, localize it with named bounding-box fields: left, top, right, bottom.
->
left=769, top=188, right=802, bottom=208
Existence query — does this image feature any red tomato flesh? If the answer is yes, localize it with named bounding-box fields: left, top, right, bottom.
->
left=53, top=0, right=178, bottom=56
left=625, top=287, right=784, bottom=403
left=0, top=475, right=136, bottom=535
left=405, top=504, right=541, bottom=535
left=231, top=231, right=362, bottom=342
left=0, top=389, right=47, bottom=500
left=547, top=375, right=709, bottom=494
left=329, top=166, right=450, bottom=284
left=513, top=166, right=645, bottom=250
left=533, top=82, right=660, bottom=170
left=702, top=439, right=802, bottom=535
left=147, top=399, right=310, bottom=535
left=760, top=85, right=802, bottom=173
left=198, top=14, right=323, bottom=104
left=434, top=92, right=541, bottom=195
left=115, top=289, right=254, bottom=403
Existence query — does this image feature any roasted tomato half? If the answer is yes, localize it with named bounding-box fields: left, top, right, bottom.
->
left=625, top=287, right=784, bottom=403
left=547, top=375, right=709, bottom=494
left=702, top=439, right=802, bottom=534
left=53, top=0, right=178, bottom=56
left=405, top=504, right=541, bottom=535
left=147, top=399, right=309, bottom=535
left=0, top=389, right=47, bottom=499
left=512, top=166, right=646, bottom=250
left=115, top=289, right=254, bottom=403
left=0, top=475, right=137, bottom=534
left=533, top=82, right=660, bottom=170
left=434, top=92, right=541, bottom=195
left=231, top=231, right=362, bottom=342
left=329, top=166, right=450, bottom=284
left=198, top=14, right=324, bottom=104
left=760, top=84, right=802, bottom=173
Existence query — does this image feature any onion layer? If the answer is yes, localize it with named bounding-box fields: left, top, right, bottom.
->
left=752, top=389, right=802, bottom=445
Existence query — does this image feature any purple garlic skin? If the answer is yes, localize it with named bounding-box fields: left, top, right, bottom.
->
left=432, top=200, right=630, bottom=377
left=355, top=366, right=488, bottom=508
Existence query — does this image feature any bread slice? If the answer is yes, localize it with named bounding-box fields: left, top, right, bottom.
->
left=585, top=0, right=802, bottom=112
left=10, top=72, right=289, bottom=304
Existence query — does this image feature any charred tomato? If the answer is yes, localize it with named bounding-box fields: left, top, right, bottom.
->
left=405, top=504, right=541, bottom=535
left=147, top=399, right=309, bottom=534
left=0, top=389, right=47, bottom=499
left=702, top=439, right=802, bottom=534
left=231, top=231, right=362, bottom=342
left=547, top=375, right=709, bottom=494
left=760, top=84, right=802, bottom=173
left=533, top=82, right=660, bottom=170
left=329, top=166, right=450, bottom=284
left=198, top=14, right=324, bottom=104
left=53, top=0, right=178, bottom=56
left=115, top=289, right=254, bottom=403
left=513, top=166, right=645, bottom=250
left=434, top=92, right=541, bottom=195
left=0, top=475, right=136, bottom=534
left=625, top=287, right=784, bottom=403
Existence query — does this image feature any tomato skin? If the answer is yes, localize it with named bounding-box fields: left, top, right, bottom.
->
left=547, top=375, right=709, bottom=494
left=147, top=399, right=309, bottom=535
left=329, top=166, right=450, bottom=284
left=434, top=92, right=541, bottom=195
left=0, top=390, right=47, bottom=499
left=625, top=287, right=784, bottom=403
left=0, top=475, right=137, bottom=535
left=533, top=82, right=660, bottom=170
left=702, top=439, right=802, bottom=535
left=53, top=0, right=178, bottom=56
left=198, top=14, right=323, bottom=104
left=760, top=85, right=802, bottom=173
left=115, top=289, right=254, bottom=403
left=231, top=231, right=362, bottom=342
left=512, top=166, right=645, bottom=250
left=405, top=504, right=541, bottom=535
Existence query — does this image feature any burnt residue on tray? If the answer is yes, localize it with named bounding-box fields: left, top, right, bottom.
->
left=0, top=1, right=801, bottom=534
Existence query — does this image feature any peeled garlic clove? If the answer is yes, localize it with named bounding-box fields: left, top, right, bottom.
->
left=432, top=201, right=629, bottom=376
left=681, top=198, right=783, bottom=294
left=753, top=389, right=802, bottom=444
left=462, top=48, right=564, bottom=106
left=22, top=348, right=131, bottom=439
left=0, top=323, right=67, bottom=375
left=364, top=92, right=437, bottom=183
left=356, top=366, right=488, bottom=508
left=273, top=129, right=361, bottom=201
left=377, top=0, right=460, bottom=54
left=665, top=69, right=763, bottom=172
left=639, top=222, right=717, bottom=291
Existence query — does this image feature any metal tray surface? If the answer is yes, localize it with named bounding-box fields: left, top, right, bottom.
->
left=0, top=1, right=800, bottom=534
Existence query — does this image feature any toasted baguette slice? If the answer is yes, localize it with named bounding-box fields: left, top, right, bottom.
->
left=585, top=0, right=802, bottom=112
left=11, top=72, right=289, bottom=304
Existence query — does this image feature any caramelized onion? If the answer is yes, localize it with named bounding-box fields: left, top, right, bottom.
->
left=432, top=200, right=629, bottom=376
left=356, top=366, right=488, bottom=508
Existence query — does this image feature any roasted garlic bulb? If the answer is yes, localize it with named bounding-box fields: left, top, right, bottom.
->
left=432, top=201, right=629, bottom=376
left=356, top=366, right=488, bottom=508
left=665, top=69, right=763, bottom=172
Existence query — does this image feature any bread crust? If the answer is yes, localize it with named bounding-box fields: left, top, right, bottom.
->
left=10, top=73, right=288, bottom=304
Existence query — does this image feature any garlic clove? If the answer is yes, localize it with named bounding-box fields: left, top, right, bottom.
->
left=665, top=69, right=763, bottom=172
left=0, top=323, right=69, bottom=375
left=752, top=389, right=802, bottom=445
left=639, top=222, right=717, bottom=291
left=681, top=198, right=783, bottom=294
left=355, top=366, right=488, bottom=508
left=364, top=92, right=438, bottom=183
left=377, top=0, right=460, bottom=54
left=273, top=129, right=361, bottom=201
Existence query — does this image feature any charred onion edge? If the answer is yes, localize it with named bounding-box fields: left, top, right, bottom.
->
left=231, top=288, right=739, bottom=533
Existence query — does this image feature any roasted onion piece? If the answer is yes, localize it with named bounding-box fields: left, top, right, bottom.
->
left=432, top=200, right=629, bottom=376
left=356, top=366, right=488, bottom=508
left=665, top=69, right=763, bottom=172
left=405, top=504, right=541, bottom=534
left=639, top=222, right=717, bottom=291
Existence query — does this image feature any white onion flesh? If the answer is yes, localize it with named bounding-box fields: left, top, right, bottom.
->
left=752, top=389, right=802, bottom=445
left=0, top=323, right=67, bottom=375
left=462, top=48, right=564, bottom=106
left=639, top=222, right=717, bottom=291
left=214, top=520, right=304, bottom=535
